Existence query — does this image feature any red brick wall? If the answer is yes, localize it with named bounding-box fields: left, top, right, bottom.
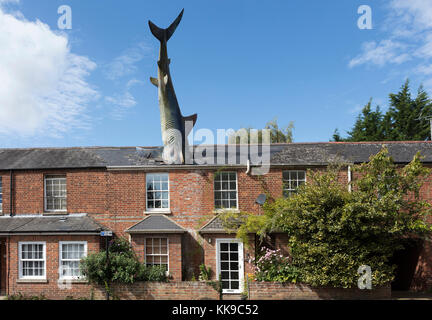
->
left=248, top=282, right=391, bottom=300
left=5, top=235, right=100, bottom=299
left=93, top=281, right=219, bottom=300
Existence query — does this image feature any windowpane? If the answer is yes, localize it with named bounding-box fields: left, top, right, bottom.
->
left=146, top=174, right=169, bottom=210
left=45, top=176, right=67, bottom=211
left=214, top=172, right=238, bottom=209
left=20, top=243, right=45, bottom=279
left=60, top=242, right=86, bottom=279
left=283, top=171, right=306, bottom=197
left=145, top=238, right=169, bottom=271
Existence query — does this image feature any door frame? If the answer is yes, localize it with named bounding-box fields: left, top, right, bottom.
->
left=215, top=238, right=244, bottom=294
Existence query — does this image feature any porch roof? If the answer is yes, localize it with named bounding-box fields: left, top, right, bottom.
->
left=125, top=215, right=186, bottom=234
left=0, top=214, right=105, bottom=235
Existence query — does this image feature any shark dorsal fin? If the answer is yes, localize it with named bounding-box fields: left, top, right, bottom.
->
left=150, top=77, right=159, bottom=87
left=183, top=114, right=198, bottom=136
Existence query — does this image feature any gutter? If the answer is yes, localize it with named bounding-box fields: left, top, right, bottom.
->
left=126, top=230, right=186, bottom=234
left=0, top=232, right=102, bottom=236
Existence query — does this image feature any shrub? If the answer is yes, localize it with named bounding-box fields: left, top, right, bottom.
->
left=136, top=264, right=168, bottom=282
left=254, top=248, right=300, bottom=283
left=199, top=264, right=212, bottom=281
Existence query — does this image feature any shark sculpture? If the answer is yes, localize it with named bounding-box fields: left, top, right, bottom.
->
left=149, top=9, right=197, bottom=164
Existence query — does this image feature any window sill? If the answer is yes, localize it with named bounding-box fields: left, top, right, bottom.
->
left=43, top=212, right=68, bottom=216
left=213, top=209, right=241, bottom=214
left=59, top=278, right=89, bottom=284
left=144, top=210, right=172, bottom=215
left=17, top=279, right=48, bottom=284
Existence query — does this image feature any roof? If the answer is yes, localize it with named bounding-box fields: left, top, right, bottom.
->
left=125, top=215, right=186, bottom=234
left=0, top=141, right=431, bottom=170
left=199, top=215, right=243, bottom=234
left=0, top=214, right=105, bottom=235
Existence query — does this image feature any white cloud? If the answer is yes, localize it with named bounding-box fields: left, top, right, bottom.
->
left=349, top=40, right=410, bottom=68
left=105, top=78, right=144, bottom=120
left=349, top=1, right=432, bottom=72
left=104, top=43, right=151, bottom=80
left=0, top=8, right=98, bottom=138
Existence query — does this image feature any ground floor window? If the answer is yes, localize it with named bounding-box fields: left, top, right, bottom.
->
left=145, top=237, right=168, bottom=271
left=216, top=239, right=244, bottom=294
left=59, top=241, right=87, bottom=279
left=19, top=242, right=46, bottom=279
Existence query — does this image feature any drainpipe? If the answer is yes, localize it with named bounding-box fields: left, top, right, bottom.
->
left=348, top=165, right=352, bottom=193
left=245, top=159, right=251, bottom=175
left=9, top=170, right=13, bottom=217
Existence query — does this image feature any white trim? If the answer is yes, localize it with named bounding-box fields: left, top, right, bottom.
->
left=44, top=175, right=67, bottom=213
left=146, top=173, right=170, bottom=213
left=144, top=237, right=170, bottom=274
left=216, top=238, right=244, bottom=294
left=58, top=241, right=88, bottom=280
left=18, top=241, right=46, bottom=280
left=214, top=171, right=239, bottom=210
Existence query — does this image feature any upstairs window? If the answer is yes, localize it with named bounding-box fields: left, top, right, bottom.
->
left=44, top=175, right=67, bottom=212
left=146, top=173, right=169, bottom=212
left=0, top=177, right=2, bottom=213
left=214, top=172, right=238, bottom=210
left=283, top=170, right=306, bottom=197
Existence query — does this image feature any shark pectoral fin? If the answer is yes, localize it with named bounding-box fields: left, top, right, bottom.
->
left=150, top=77, right=159, bottom=87
left=164, top=75, right=169, bottom=85
left=184, top=114, right=198, bottom=136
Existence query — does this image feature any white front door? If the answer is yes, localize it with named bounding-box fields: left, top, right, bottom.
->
left=216, top=239, right=244, bottom=294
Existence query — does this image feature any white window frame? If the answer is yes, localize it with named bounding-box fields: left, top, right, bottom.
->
left=214, top=171, right=239, bottom=210
left=18, top=242, right=46, bottom=280
left=59, top=241, right=88, bottom=280
left=144, top=237, right=169, bottom=273
left=216, top=239, right=244, bottom=294
left=0, top=176, right=2, bottom=213
left=283, top=170, right=306, bottom=197
left=146, top=173, right=170, bottom=213
left=44, top=175, right=67, bottom=213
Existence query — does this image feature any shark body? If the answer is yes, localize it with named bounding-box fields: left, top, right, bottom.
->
left=149, top=9, right=197, bottom=164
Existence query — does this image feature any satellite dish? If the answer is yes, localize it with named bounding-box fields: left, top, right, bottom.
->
left=256, top=194, right=267, bottom=206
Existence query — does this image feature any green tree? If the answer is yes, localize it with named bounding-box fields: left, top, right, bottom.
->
left=220, top=148, right=431, bottom=288
left=345, top=100, right=385, bottom=141
left=229, top=118, right=294, bottom=144
left=333, top=80, right=432, bottom=141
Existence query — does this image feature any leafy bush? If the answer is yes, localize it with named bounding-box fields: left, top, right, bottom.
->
left=198, top=264, right=212, bottom=281
left=221, top=147, right=432, bottom=288
left=81, top=237, right=169, bottom=288
left=7, top=293, right=47, bottom=300
left=80, top=242, right=140, bottom=285
left=137, top=264, right=168, bottom=282
left=254, top=248, right=300, bottom=283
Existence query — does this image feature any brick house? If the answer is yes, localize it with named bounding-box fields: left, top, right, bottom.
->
left=0, top=141, right=431, bottom=298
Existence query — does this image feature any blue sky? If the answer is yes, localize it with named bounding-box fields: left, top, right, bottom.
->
left=0, top=0, right=431, bottom=148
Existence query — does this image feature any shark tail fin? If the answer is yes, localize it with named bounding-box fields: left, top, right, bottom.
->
left=148, top=9, right=184, bottom=42
left=184, top=114, right=198, bottom=136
